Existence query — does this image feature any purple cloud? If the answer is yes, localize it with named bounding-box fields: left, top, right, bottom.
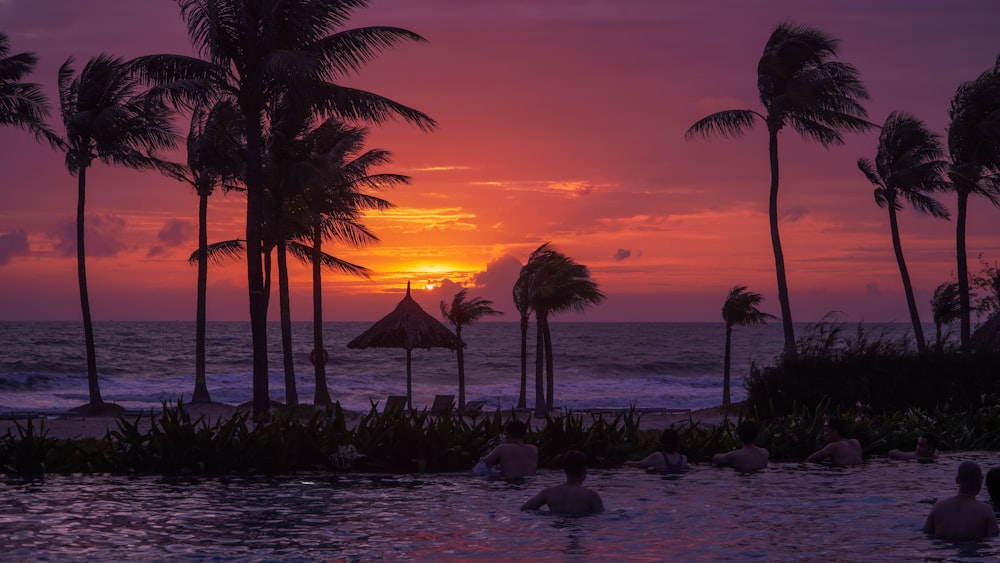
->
left=51, top=215, right=128, bottom=258
left=0, top=230, right=30, bottom=266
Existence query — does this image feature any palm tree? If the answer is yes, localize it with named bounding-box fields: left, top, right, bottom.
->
left=721, top=286, right=776, bottom=410
left=55, top=55, right=179, bottom=414
left=945, top=58, right=1000, bottom=353
left=0, top=32, right=54, bottom=143
left=512, top=272, right=531, bottom=409
left=152, top=0, right=437, bottom=420
left=686, top=22, right=874, bottom=359
left=175, top=101, right=245, bottom=403
left=931, top=281, right=961, bottom=352
left=857, top=112, right=949, bottom=354
left=274, top=116, right=404, bottom=405
left=520, top=244, right=605, bottom=413
left=441, top=289, right=503, bottom=409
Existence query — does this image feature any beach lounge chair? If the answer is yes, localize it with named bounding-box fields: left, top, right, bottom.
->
left=383, top=395, right=408, bottom=413
left=430, top=394, right=455, bottom=415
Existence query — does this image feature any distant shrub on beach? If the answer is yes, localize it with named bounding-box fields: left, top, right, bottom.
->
left=744, top=319, right=1000, bottom=416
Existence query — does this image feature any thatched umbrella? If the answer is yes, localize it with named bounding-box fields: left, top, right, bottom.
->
left=347, top=282, right=462, bottom=409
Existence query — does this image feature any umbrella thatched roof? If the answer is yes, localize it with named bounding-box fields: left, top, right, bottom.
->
left=347, top=282, right=461, bottom=351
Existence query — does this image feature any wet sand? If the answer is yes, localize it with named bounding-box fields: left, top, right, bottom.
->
left=0, top=403, right=731, bottom=440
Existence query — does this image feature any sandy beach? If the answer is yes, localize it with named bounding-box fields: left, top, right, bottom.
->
left=0, top=403, right=731, bottom=440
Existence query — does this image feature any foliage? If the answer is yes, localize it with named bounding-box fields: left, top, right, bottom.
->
left=744, top=318, right=1000, bottom=417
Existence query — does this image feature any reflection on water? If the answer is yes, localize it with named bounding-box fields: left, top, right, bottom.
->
left=4, top=453, right=1000, bottom=561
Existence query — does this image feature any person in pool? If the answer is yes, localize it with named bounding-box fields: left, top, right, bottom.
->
left=888, top=433, right=939, bottom=462
left=624, top=428, right=689, bottom=473
left=923, top=461, right=999, bottom=540
left=521, top=450, right=604, bottom=515
left=478, top=419, right=538, bottom=478
left=712, top=420, right=769, bottom=472
left=986, top=467, right=1000, bottom=512
left=806, top=418, right=863, bottom=466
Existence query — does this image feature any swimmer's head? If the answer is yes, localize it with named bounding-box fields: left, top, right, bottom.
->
left=660, top=428, right=680, bottom=453
left=563, top=450, right=588, bottom=479
left=504, top=419, right=527, bottom=440
left=957, top=461, right=983, bottom=493
left=737, top=420, right=758, bottom=443
left=824, top=418, right=849, bottom=440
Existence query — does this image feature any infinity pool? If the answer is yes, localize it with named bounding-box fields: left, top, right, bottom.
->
left=4, top=452, right=1000, bottom=561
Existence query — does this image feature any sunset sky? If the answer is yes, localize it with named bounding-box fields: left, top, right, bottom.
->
left=2, top=0, right=1000, bottom=323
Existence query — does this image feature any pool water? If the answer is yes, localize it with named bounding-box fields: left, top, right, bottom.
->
left=4, top=452, right=1000, bottom=561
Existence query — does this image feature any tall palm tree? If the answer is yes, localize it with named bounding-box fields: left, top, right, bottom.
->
left=55, top=55, right=179, bottom=414
left=274, top=116, right=403, bottom=405
left=441, top=289, right=503, bottom=409
left=175, top=101, right=245, bottom=403
left=945, top=58, right=1000, bottom=353
left=931, top=281, right=961, bottom=352
left=161, top=0, right=437, bottom=420
left=857, top=112, right=949, bottom=354
left=521, top=244, right=605, bottom=413
left=721, top=286, right=775, bottom=410
left=0, top=32, right=54, bottom=143
left=686, top=22, right=873, bottom=359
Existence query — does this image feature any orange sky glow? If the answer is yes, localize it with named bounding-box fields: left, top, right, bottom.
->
left=1, top=1, right=1000, bottom=323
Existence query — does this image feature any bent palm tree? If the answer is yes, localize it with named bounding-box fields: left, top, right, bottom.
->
left=931, top=281, right=961, bottom=352
left=721, top=286, right=775, bottom=410
left=0, top=32, right=54, bottom=143
left=521, top=244, right=605, bottom=413
left=945, top=58, right=1000, bottom=352
left=55, top=55, right=179, bottom=414
left=441, top=289, right=503, bottom=409
left=857, top=112, right=949, bottom=354
left=686, top=22, right=873, bottom=359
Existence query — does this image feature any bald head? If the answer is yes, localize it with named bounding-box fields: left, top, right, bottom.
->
left=957, top=461, right=983, bottom=493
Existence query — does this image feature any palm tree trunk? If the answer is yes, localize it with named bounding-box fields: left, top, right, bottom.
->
left=723, top=323, right=733, bottom=410
left=533, top=313, right=546, bottom=415
left=956, top=190, right=971, bottom=353
left=518, top=314, right=528, bottom=409
left=312, top=225, right=331, bottom=405
left=406, top=349, right=413, bottom=411
left=768, top=127, right=796, bottom=359
left=192, top=191, right=211, bottom=403
left=277, top=238, right=298, bottom=406
left=543, top=318, right=555, bottom=411
left=456, top=327, right=466, bottom=409
left=936, top=322, right=943, bottom=353
left=887, top=205, right=927, bottom=353
left=245, top=108, right=270, bottom=421
left=77, top=167, right=102, bottom=405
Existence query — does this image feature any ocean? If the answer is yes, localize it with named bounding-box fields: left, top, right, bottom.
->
left=0, top=321, right=924, bottom=415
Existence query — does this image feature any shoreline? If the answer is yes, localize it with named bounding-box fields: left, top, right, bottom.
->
left=0, top=402, right=732, bottom=440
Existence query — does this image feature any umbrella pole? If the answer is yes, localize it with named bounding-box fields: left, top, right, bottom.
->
left=406, top=349, right=413, bottom=411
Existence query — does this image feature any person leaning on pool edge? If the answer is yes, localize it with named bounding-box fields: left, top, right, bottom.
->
left=712, top=420, right=769, bottom=472
left=478, top=419, right=538, bottom=478
left=806, top=418, right=863, bottom=466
